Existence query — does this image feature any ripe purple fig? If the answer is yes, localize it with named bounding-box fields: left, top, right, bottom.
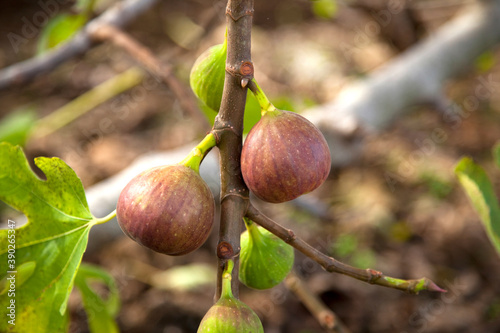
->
left=116, top=164, right=214, bottom=256
left=241, top=109, right=331, bottom=203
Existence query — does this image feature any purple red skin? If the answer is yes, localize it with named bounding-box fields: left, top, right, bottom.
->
left=197, top=297, right=264, bottom=332
left=241, top=110, right=331, bottom=203
left=116, top=164, right=214, bottom=256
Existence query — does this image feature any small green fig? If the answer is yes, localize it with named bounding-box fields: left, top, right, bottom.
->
left=190, top=37, right=227, bottom=111
left=116, top=164, right=214, bottom=256
left=239, top=219, right=294, bottom=290
left=241, top=108, right=331, bottom=203
left=198, top=260, right=264, bottom=333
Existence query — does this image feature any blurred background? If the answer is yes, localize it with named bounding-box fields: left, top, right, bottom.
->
left=1, top=0, right=500, bottom=332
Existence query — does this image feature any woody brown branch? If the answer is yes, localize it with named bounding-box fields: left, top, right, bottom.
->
left=213, top=0, right=254, bottom=299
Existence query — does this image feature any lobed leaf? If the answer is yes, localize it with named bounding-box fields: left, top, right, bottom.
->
left=0, top=142, right=108, bottom=332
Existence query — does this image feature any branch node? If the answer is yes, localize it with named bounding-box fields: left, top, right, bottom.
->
left=241, top=78, right=250, bottom=88
left=226, top=61, right=254, bottom=80
left=226, top=6, right=254, bottom=21
left=286, top=229, right=297, bottom=243
left=212, top=121, right=240, bottom=137
left=366, top=269, right=383, bottom=284
left=217, top=241, right=238, bottom=259
left=220, top=192, right=250, bottom=204
left=240, top=61, right=254, bottom=76
left=211, top=130, right=222, bottom=145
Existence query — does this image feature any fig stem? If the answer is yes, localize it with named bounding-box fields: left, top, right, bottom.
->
left=93, top=209, right=117, bottom=225
left=246, top=204, right=447, bottom=294
left=214, top=0, right=253, bottom=299
left=180, top=132, right=217, bottom=173
left=248, top=78, right=276, bottom=115
left=221, top=260, right=235, bottom=299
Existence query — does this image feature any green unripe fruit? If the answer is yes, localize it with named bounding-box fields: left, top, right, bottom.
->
left=198, top=260, right=264, bottom=333
left=239, top=221, right=294, bottom=290
left=190, top=38, right=227, bottom=112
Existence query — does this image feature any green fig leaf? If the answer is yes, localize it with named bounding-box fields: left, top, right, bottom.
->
left=455, top=157, right=500, bottom=255
left=0, top=142, right=111, bottom=332
left=0, top=261, right=36, bottom=295
left=74, top=263, right=120, bottom=333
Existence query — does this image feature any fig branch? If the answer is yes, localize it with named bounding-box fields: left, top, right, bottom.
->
left=212, top=0, right=254, bottom=298
left=246, top=204, right=446, bottom=294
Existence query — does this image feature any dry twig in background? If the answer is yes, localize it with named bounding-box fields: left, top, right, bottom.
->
left=285, top=271, right=351, bottom=333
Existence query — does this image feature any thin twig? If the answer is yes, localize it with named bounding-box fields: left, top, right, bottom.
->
left=89, top=23, right=210, bottom=131
left=285, top=271, right=351, bottom=333
left=246, top=204, right=446, bottom=294
left=0, top=0, right=158, bottom=90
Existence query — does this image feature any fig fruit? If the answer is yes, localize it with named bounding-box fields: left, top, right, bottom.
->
left=190, top=37, right=227, bottom=111
left=239, top=219, right=294, bottom=290
left=198, top=260, right=264, bottom=333
left=116, top=164, right=214, bottom=256
left=241, top=108, right=331, bottom=203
